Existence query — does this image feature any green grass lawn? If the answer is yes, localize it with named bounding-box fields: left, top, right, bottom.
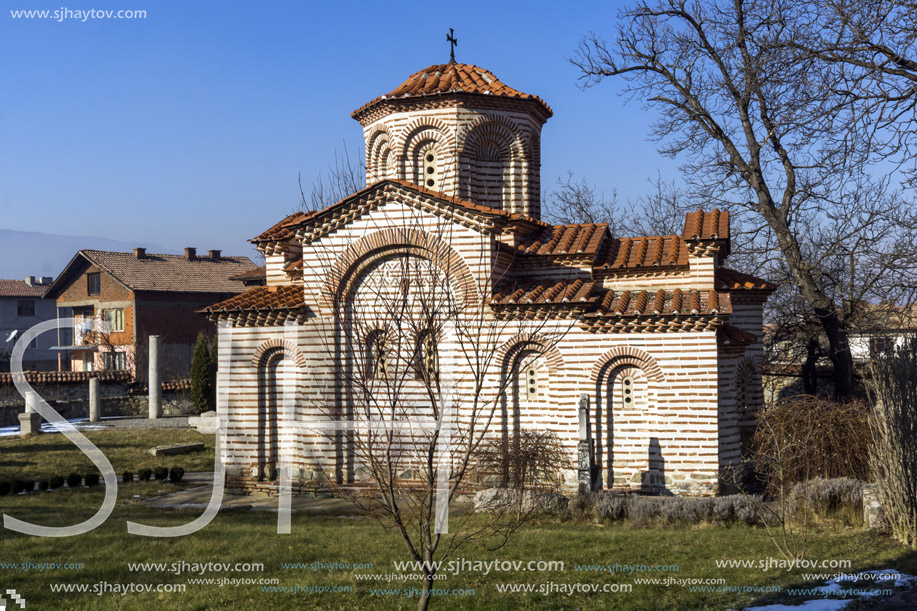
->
left=0, top=429, right=216, bottom=482
left=2, top=430, right=916, bottom=610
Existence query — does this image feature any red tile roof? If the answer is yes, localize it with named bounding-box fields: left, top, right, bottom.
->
left=353, top=63, right=553, bottom=119
left=252, top=180, right=548, bottom=243
left=717, top=324, right=758, bottom=346
left=715, top=268, right=776, bottom=291
left=492, top=279, right=600, bottom=306
left=683, top=209, right=729, bottom=240
left=200, top=285, right=305, bottom=314
left=253, top=211, right=316, bottom=242
left=515, top=224, right=608, bottom=256
left=595, top=236, right=688, bottom=269
left=0, top=279, right=48, bottom=298
left=588, top=288, right=731, bottom=317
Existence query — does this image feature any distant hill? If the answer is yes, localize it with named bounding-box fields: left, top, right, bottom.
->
left=0, top=228, right=174, bottom=280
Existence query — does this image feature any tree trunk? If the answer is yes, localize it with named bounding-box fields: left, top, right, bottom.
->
left=417, top=572, right=434, bottom=611
left=817, top=308, right=855, bottom=399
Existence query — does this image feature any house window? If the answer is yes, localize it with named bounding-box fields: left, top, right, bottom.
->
left=17, top=300, right=35, bottom=317
left=103, top=308, right=124, bottom=332
left=102, top=351, right=127, bottom=371
left=87, top=273, right=101, bottom=296
left=872, top=336, right=891, bottom=355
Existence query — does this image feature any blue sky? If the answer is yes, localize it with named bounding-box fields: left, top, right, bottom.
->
left=0, top=0, right=679, bottom=261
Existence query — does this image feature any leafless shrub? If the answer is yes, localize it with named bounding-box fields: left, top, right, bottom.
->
left=866, top=337, right=917, bottom=548
left=474, top=430, right=571, bottom=493
left=753, top=396, right=871, bottom=487
left=791, top=478, right=863, bottom=519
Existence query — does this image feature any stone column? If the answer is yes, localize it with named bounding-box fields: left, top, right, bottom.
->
left=89, top=377, right=100, bottom=422
left=148, top=335, right=162, bottom=419
left=19, top=391, right=41, bottom=437
left=578, top=393, right=593, bottom=495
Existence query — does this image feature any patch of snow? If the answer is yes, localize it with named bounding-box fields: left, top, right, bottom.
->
left=0, top=417, right=111, bottom=438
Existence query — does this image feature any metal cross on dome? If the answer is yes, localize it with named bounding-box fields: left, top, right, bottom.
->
left=446, top=28, right=458, bottom=63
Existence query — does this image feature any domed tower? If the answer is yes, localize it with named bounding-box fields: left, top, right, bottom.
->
left=351, top=62, right=553, bottom=219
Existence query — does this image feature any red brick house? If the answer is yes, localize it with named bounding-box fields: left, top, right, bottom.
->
left=44, top=248, right=257, bottom=378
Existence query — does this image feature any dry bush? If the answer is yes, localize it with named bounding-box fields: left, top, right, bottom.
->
left=753, top=395, right=871, bottom=490
left=866, top=338, right=917, bottom=548
left=585, top=492, right=762, bottom=527
left=474, top=430, right=571, bottom=493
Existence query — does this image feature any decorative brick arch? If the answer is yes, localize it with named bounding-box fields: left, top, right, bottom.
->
left=250, top=338, right=307, bottom=370
left=589, top=346, right=665, bottom=386
left=324, top=227, right=478, bottom=310
left=496, top=332, right=565, bottom=373
left=457, top=114, right=530, bottom=158
left=366, top=125, right=394, bottom=182
left=394, top=116, right=456, bottom=159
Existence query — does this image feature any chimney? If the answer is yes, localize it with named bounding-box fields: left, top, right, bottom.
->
left=208, top=249, right=221, bottom=260
left=185, top=247, right=196, bottom=261
left=40, top=276, right=53, bottom=285
left=133, top=247, right=146, bottom=259
left=24, top=276, right=35, bottom=286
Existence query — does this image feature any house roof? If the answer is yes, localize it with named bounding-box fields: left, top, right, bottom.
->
left=352, top=63, right=553, bottom=120
left=228, top=265, right=267, bottom=282
left=199, top=285, right=305, bottom=314
left=45, top=250, right=257, bottom=298
left=0, top=280, right=48, bottom=298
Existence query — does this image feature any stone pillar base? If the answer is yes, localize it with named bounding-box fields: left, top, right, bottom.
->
left=18, top=411, right=41, bottom=437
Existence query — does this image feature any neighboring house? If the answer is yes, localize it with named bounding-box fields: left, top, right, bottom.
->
left=44, top=248, right=257, bottom=378
left=849, top=303, right=917, bottom=362
left=203, top=61, right=775, bottom=496
left=0, top=277, right=57, bottom=372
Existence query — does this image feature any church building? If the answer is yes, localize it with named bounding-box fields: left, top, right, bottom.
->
left=203, top=59, right=774, bottom=496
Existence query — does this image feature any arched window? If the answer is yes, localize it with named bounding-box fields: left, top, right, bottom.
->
left=412, top=329, right=438, bottom=382
left=366, top=329, right=389, bottom=379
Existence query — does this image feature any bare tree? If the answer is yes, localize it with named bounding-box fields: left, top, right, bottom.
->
left=571, top=0, right=917, bottom=398
left=299, top=144, right=365, bottom=213
left=301, top=204, right=573, bottom=611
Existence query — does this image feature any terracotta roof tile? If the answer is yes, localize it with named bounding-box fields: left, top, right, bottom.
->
left=352, top=63, right=553, bottom=119
left=717, top=324, right=758, bottom=346
left=201, top=285, right=305, bottom=314
left=253, top=211, right=316, bottom=242
left=595, top=236, right=688, bottom=269
left=492, top=279, right=600, bottom=306
left=0, top=279, right=48, bottom=298
left=588, top=288, right=731, bottom=317
left=253, top=180, right=549, bottom=244
left=715, top=268, right=777, bottom=291
left=516, top=224, right=608, bottom=256
left=683, top=209, right=729, bottom=240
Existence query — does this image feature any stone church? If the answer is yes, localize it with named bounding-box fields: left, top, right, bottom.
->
left=203, top=60, right=774, bottom=496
